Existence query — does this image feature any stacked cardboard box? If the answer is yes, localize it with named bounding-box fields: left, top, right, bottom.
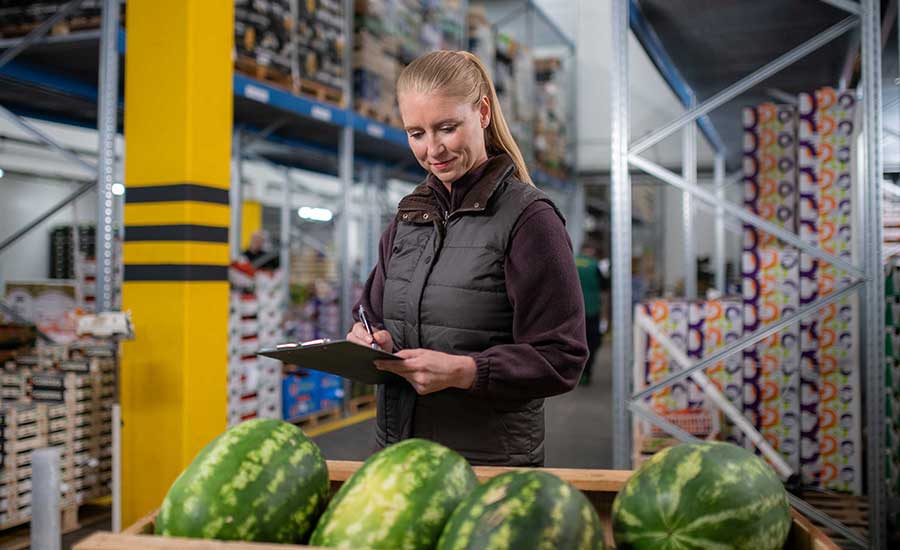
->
left=282, top=370, right=345, bottom=421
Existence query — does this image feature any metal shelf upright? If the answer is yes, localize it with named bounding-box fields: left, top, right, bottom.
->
left=611, top=0, right=887, bottom=547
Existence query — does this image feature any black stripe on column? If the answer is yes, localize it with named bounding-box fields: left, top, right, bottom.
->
left=124, top=264, right=228, bottom=281
left=126, top=184, right=229, bottom=205
left=124, top=225, right=228, bottom=243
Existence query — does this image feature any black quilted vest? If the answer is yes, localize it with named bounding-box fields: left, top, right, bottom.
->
left=376, top=155, right=563, bottom=466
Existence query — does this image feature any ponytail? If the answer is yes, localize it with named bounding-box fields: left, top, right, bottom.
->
left=397, top=50, right=534, bottom=185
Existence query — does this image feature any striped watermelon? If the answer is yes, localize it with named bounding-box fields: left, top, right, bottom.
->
left=310, top=438, right=477, bottom=549
left=155, top=418, right=328, bottom=543
left=437, top=470, right=605, bottom=550
left=612, top=441, right=791, bottom=550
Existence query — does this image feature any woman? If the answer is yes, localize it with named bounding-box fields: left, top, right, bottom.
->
left=348, top=50, right=587, bottom=467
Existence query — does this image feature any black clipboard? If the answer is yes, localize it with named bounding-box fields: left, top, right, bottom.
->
left=258, top=339, right=403, bottom=385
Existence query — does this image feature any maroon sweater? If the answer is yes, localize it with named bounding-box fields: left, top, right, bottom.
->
left=353, top=163, right=588, bottom=400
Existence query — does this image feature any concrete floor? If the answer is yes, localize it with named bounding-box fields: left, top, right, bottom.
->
left=313, top=345, right=614, bottom=468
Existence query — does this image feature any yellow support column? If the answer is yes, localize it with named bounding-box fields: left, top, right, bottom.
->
left=121, top=0, right=233, bottom=525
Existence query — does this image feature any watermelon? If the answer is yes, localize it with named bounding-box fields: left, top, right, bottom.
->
left=310, top=438, right=477, bottom=549
left=436, top=470, right=605, bottom=550
left=155, top=418, right=328, bottom=543
left=611, top=441, right=791, bottom=550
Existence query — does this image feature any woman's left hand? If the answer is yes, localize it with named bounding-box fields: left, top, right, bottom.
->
left=375, top=349, right=477, bottom=395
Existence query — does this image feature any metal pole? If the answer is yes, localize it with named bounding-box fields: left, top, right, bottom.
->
left=634, top=310, right=793, bottom=478
left=610, top=0, right=632, bottom=469
left=0, top=180, right=94, bottom=256
left=629, top=154, right=865, bottom=278
left=861, top=1, right=887, bottom=547
left=281, top=168, right=292, bottom=305
left=630, top=17, right=858, bottom=155
left=682, top=96, right=697, bottom=300
left=31, top=447, right=61, bottom=550
left=95, top=0, right=120, bottom=312
left=0, top=0, right=85, bottom=68
left=230, top=129, right=243, bottom=260
left=819, top=0, right=862, bottom=16
left=340, top=0, right=354, bottom=337
left=0, top=104, right=97, bottom=176
left=713, top=154, right=726, bottom=292
left=112, top=403, right=121, bottom=532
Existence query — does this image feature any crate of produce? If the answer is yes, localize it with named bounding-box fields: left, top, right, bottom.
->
left=74, top=458, right=837, bottom=549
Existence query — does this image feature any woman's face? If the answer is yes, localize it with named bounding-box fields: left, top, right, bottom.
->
left=399, top=91, right=490, bottom=185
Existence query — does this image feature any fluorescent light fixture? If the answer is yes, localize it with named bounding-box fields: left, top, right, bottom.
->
left=111, top=182, right=125, bottom=196
left=298, top=206, right=333, bottom=222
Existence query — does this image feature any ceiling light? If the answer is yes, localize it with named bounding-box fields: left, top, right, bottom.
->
left=298, top=206, right=333, bottom=222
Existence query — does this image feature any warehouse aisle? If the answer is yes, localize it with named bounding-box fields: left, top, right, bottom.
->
left=313, top=344, right=613, bottom=467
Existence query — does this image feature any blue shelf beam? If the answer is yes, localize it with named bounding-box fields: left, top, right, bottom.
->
left=628, top=0, right=726, bottom=155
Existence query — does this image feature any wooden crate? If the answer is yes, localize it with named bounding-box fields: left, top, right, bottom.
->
left=0, top=356, right=114, bottom=533
left=73, top=460, right=838, bottom=550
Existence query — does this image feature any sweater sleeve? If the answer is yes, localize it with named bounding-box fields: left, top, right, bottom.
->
left=468, top=201, right=589, bottom=400
left=352, top=219, right=397, bottom=329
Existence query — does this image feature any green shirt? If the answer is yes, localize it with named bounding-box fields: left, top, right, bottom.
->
left=576, top=254, right=601, bottom=317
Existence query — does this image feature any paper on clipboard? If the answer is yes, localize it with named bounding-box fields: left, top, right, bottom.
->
left=257, top=339, right=403, bottom=385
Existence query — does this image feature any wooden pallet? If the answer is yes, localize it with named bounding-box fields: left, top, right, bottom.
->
left=348, top=393, right=375, bottom=414
left=234, top=57, right=344, bottom=108
left=296, top=78, right=344, bottom=107
left=289, top=406, right=342, bottom=429
left=355, top=100, right=401, bottom=128
left=800, top=490, right=869, bottom=544
left=0, top=15, right=102, bottom=39
left=234, top=56, right=293, bottom=92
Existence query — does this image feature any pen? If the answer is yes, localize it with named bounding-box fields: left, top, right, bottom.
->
left=358, top=305, right=381, bottom=350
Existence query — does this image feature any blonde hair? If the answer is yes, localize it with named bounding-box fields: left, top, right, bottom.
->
left=396, top=50, right=534, bottom=185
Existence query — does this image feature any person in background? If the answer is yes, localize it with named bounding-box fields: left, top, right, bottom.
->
left=576, top=243, right=602, bottom=386
left=242, top=230, right=280, bottom=269
left=347, top=50, right=588, bottom=467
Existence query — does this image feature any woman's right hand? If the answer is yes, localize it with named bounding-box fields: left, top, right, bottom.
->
left=347, top=322, right=394, bottom=352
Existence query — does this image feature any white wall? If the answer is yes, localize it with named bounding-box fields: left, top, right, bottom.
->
left=662, top=179, right=742, bottom=295
left=0, top=172, right=98, bottom=287
left=534, top=0, right=716, bottom=173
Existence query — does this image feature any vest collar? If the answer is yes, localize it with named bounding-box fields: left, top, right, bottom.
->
left=397, top=154, right=516, bottom=224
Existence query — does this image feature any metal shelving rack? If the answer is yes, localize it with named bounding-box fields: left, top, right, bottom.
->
left=610, top=0, right=888, bottom=547
left=0, top=0, right=575, bottom=335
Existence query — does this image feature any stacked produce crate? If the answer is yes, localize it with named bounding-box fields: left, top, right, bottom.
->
left=468, top=6, right=539, bottom=167
left=884, top=263, right=900, bottom=529
left=49, top=224, right=94, bottom=281
left=227, top=265, right=286, bottom=426
left=534, top=56, right=570, bottom=178
left=0, top=343, right=114, bottom=531
left=0, top=1, right=118, bottom=38
left=353, top=0, right=465, bottom=126
left=234, top=0, right=345, bottom=105
left=47, top=224, right=123, bottom=312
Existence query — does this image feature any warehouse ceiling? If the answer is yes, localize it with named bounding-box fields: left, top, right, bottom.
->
left=638, top=0, right=859, bottom=170
left=537, top=0, right=896, bottom=173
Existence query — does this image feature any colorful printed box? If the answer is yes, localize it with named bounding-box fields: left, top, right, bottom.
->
left=797, top=91, right=824, bottom=485
left=812, top=88, right=861, bottom=494
left=639, top=300, right=689, bottom=412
